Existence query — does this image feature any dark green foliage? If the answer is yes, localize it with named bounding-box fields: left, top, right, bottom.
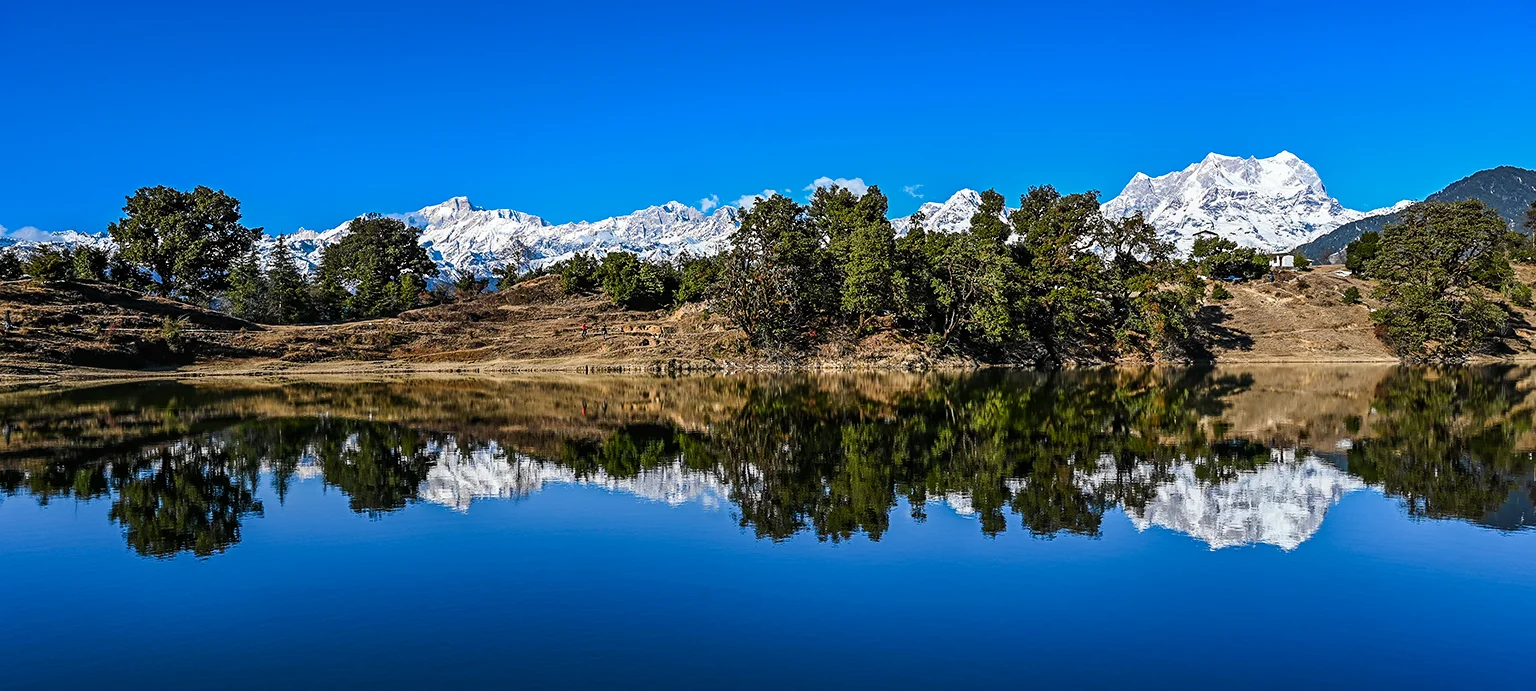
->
left=596, top=251, right=677, bottom=309
left=451, top=269, right=490, bottom=300
left=225, top=248, right=269, bottom=322
left=720, top=193, right=828, bottom=351
left=71, top=245, right=110, bottom=281
left=0, top=249, right=22, bottom=280
left=265, top=240, right=313, bottom=324
left=673, top=254, right=722, bottom=304
left=1344, top=231, right=1380, bottom=276
left=22, top=247, right=72, bottom=282
left=556, top=253, right=601, bottom=294
left=1210, top=283, right=1232, bottom=301
left=1342, top=286, right=1362, bottom=304
left=839, top=187, right=897, bottom=324
left=1367, top=200, right=1513, bottom=361
left=317, top=214, right=437, bottom=320
left=1292, top=252, right=1311, bottom=270
left=715, top=185, right=1201, bottom=362
left=107, top=186, right=262, bottom=301
left=1190, top=236, right=1268, bottom=281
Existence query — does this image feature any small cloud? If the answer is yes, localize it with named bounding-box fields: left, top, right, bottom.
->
left=803, top=176, right=869, bottom=198
left=698, top=194, right=720, bottom=213
left=0, top=224, right=58, bottom=242
left=903, top=184, right=924, bottom=199
left=735, top=189, right=778, bottom=210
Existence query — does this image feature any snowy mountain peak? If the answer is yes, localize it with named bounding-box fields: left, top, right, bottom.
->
left=1101, top=152, right=1398, bottom=254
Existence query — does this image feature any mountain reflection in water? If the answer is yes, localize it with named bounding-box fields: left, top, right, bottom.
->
left=2, top=366, right=1533, bottom=559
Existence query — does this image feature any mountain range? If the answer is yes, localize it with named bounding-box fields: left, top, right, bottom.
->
left=4, top=154, right=1529, bottom=276
left=1295, top=166, right=1536, bottom=262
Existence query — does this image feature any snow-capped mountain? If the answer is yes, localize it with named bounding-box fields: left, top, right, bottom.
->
left=891, top=188, right=986, bottom=235
left=266, top=196, right=740, bottom=278
left=1101, top=152, right=1409, bottom=253
left=0, top=226, right=112, bottom=256
left=1079, top=450, right=1365, bottom=550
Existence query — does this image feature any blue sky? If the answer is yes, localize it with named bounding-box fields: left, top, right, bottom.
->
left=2, top=0, right=1532, bottom=236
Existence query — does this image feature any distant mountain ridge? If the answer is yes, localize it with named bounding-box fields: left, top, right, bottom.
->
left=7, top=157, right=1531, bottom=277
left=1297, top=166, right=1536, bottom=262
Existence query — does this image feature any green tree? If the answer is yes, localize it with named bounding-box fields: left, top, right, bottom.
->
left=22, top=246, right=72, bottom=282
left=0, top=250, right=21, bottom=281
left=316, top=214, right=437, bottom=320
left=839, top=186, right=897, bottom=325
left=225, top=248, right=270, bottom=322
left=721, top=194, right=826, bottom=350
left=1342, top=285, right=1362, bottom=304
left=1366, top=200, right=1513, bottom=361
left=451, top=269, right=490, bottom=299
left=71, top=245, right=110, bottom=281
left=1191, top=235, right=1267, bottom=280
left=557, top=253, right=601, bottom=294
left=674, top=254, right=722, bottom=305
left=106, top=186, right=261, bottom=301
left=1344, top=231, right=1381, bottom=276
left=266, top=240, right=313, bottom=323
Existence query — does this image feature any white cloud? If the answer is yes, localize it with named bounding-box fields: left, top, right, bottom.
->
left=903, top=184, right=924, bottom=198
left=0, top=224, right=58, bottom=242
left=734, top=189, right=779, bottom=210
left=698, top=194, right=720, bottom=213
left=803, top=176, right=869, bottom=198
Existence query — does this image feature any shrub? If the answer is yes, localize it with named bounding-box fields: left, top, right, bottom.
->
left=1507, top=281, right=1533, bottom=308
left=1342, top=286, right=1362, bottom=305
left=1209, top=283, right=1232, bottom=301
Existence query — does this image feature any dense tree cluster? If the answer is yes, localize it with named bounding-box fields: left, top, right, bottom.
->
left=717, top=185, right=1200, bottom=363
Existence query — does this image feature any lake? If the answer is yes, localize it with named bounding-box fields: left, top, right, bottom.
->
left=1, top=366, right=1533, bottom=688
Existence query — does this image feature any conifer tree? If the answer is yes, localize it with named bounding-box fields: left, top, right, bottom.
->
left=840, top=186, right=896, bottom=325
left=266, top=239, right=312, bottom=324
left=225, top=248, right=269, bottom=322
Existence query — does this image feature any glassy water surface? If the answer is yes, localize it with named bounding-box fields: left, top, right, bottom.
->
left=1, top=367, right=1533, bottom=688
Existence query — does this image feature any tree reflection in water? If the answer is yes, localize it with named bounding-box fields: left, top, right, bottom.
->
left=1, top=366, right=1532, bottom=558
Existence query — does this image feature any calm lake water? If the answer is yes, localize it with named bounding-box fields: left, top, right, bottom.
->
left=1, top=367, right=1533, bottom=688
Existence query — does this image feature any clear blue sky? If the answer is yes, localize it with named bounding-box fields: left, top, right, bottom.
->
left=2, top=0, right=1532, bottom=236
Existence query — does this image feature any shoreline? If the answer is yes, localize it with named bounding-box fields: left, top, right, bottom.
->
left=4, top=352, right=1529, bottom=387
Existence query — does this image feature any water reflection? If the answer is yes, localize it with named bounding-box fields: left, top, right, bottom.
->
left=2, top=367, right=1533, bottom=558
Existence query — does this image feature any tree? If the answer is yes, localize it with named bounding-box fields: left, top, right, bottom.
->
left=316, top=214, right=437, bottom=320
left=71, top=245, right=110, bottom=281
left=1342, top=286, right=1362, bottom=304
left=266, top=240, right=313, bottom=323
left=557, top=254, right=601, bottom=294
left=1366, top=200, right=1512, bottom=361
left=0, top=250, right=22, bottom=281
left=451, top=269, right=490, bottom=299
left=673, top=253, right=721, bottom=305
left=22, top=247, right=72, bottom=282
left=1292, top=252, right=1311, bottom=270
left=721, top=194, right=824, bottom=350
left=1010, top=186, right=1125, bottom=362
left=839, top=186, right=896, bottom=325
left=598, top=252, right=674, bottom=309
left=1344, top=231, right=1381, bottom=276
left=225, top=248, right=270, bottom=322
left=1191, top=236, right=1267, bottom=280
left=107, top=186, right=261, bottom=301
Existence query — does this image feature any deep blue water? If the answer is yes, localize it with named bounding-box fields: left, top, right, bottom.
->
left=0, top=369, right=1532, bottom=689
